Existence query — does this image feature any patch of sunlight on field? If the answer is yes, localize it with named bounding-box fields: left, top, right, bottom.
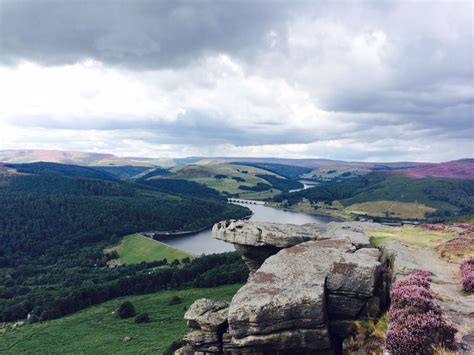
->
left=369, top=226, right=457, bottom=249
left=345, top=200, right=436, bottom=219
left=104, top=234, right=193, bottom=265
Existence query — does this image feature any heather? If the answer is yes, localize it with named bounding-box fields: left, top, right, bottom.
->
left=460, top=258, right=474, bottom=293
left=385, top=271, right=456, bottom=354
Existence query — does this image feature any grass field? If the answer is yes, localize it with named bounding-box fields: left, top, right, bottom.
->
left=340, top=175, right=465, bottom=213
left=368, top=226, right=457, bottom=249
left=0, top=284, right=242, bottom=354
left=104, top=234, right=193, bottom=265
left=345, top=200, right=436, bottom=219
left=301, top=167, right=369, bottom=181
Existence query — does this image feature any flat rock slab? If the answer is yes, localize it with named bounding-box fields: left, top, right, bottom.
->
left=213, top=220, right=371, bottom=249
left=213, top=220, right=327, bottom=248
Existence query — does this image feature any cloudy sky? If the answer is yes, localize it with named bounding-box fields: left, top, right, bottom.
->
left=0, top=0, right=472, bottom=162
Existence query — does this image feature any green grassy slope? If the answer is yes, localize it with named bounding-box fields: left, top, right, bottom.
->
left=340, top=175, right=472, bottom=212
left=0, top=284, right=241, bottom=355
left=158, top=163, right=284, bottom=199
left=274, top=173, right=474, bottom=219
left=104, top=234, right=194, bottom=265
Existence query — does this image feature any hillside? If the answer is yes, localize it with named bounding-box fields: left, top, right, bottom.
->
left=0, top=284, right=242, bottom=354
left=147, top=163, right=289, bottom=200
left=396, top=159, right=474, bottom=179
left=272, top=172, right=474, bottom=221
left=1, top=149, right=430, bottom=170
left=0, top=149, right=173, bottom=167
left=0, top=163, right=249, bottom=322
left=7, top=162, right=119, bottom=181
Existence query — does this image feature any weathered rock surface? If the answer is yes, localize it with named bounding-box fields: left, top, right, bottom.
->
left=213, top=220, right=370, bottom=249
left=224, top=327, right=331, bottom=352
left=380, top=240, right=430, bottom=277
left=182, top=299, right=229, bottom=353
left=212, top=220, right=370, bottom=274
left=184, top=299, right=229, bottom=332
left=181, top=220, right=387, bottom=355
left=182, top=331, right=221, bottom=352
left=326, top=248, right=381, bottom=298
left=212, top=220, right=326, bottom=248
left=227, top=242, right=343, bottom=340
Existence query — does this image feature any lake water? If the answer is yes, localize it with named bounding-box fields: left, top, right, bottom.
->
left=289, top=180, right=319, bottom=193
left=162, top=202, right=336, bottom=255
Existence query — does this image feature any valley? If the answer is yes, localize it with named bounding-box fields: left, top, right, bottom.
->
left=1, top=2, right=471, bottom=353
left=0, top=150, right=472, bottom=353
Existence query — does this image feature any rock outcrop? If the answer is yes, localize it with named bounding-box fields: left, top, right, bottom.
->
left=179, top=220, right=390, bottom=354
left=181, top=299, right=230, bottom=353
left=212, top=220, right=370, bottom=274
left=381, top=240, right=430, bottom=277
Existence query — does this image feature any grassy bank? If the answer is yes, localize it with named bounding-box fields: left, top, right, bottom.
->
left=104, top=234, right=194, bottom=265
left=368, top=226, right=457, bottom=249
left=0, top=284, right=242, bottom=354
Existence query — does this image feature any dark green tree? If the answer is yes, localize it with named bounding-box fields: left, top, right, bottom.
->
left=117, top=301, right=135, bottom=319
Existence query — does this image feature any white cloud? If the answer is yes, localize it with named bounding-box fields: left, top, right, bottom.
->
left=0, top=1, right=472, bottom=162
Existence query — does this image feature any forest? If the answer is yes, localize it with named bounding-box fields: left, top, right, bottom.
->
left=0, top=165, right=250, bottom=321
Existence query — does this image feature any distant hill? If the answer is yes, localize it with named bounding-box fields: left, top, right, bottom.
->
left=7, top=162, right=118, bottom=181
left=396, top=159, right=474, bottom=180
left=0, top=149, right=173, bottom=167
left=2, top=149, right=472, bottom=180
left=192, top=157, right=426, bottom=170
left=0, top=150, right=427, bottom=170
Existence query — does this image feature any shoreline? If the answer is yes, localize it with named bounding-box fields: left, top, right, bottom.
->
left=147, top=213, right=254, bottom=240
left=264, top=201, right=347, bottom=222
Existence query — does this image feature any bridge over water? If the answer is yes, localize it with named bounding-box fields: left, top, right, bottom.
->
left=227, top=198, right=265, bottom=205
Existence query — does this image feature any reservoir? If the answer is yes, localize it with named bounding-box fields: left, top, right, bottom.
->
left=162, top=202, right=336, bottom=255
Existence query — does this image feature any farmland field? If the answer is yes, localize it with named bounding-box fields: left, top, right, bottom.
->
left=104, top=234, right=193, bottom=265
left=0, top=284, right=242, bottom=354
left=368, top=226, right=457, bottom=249
left=345, top=200, right=436, bottom=219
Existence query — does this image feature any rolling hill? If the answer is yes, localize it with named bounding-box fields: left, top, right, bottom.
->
left=0, top=149, right=173, bottom=167
left=396, top=159, right=474, bottom=179
left=145, top=163, right=289, bottom=200
left=272, top=170, right=474, bottom=221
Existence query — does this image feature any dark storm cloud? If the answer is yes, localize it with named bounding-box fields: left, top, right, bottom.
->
left=0, top=0, right=295, bottom=69
left=6, top=109, right=320, bottom=147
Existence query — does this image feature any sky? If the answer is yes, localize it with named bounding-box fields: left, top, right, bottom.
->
left=0, top=0, right=472, bottom=162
